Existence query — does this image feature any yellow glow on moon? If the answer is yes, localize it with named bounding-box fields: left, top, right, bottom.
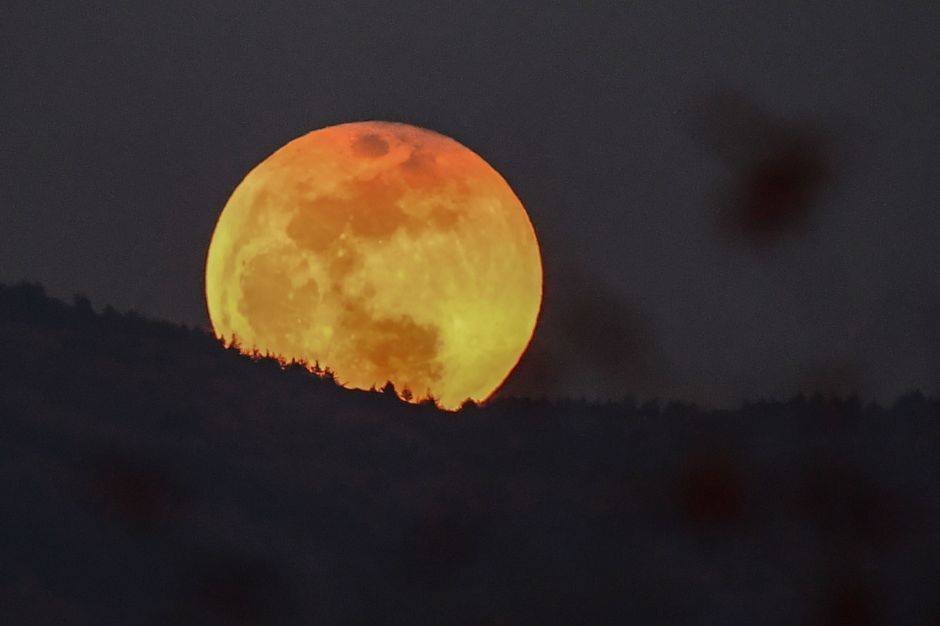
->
left=205, top=122, right=542, bottom=409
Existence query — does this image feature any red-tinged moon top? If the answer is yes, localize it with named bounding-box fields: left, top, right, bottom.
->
left=206, top=121, right=542, bottom=409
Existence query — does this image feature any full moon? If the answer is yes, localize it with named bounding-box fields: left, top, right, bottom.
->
left=205, top=122, right=542, bottom=409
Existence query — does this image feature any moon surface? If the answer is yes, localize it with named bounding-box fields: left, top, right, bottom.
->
left=205, top=122, right=542, bottom=409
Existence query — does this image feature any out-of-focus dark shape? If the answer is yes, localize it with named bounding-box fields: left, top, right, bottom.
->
left=402, top=509, right=481, bottom=585
left=497, top=263, right=661, bottom=400
left=799, top=360, right=869, bottom=401
left=174, top=550, right=294, bottom=626
left=801, top=459, right=900, bottom=549
left=90, top=453, right=182, bottom=533
left=677, top=448, right=744, bottom=527
left=693, top=90, right=835, bottom=245
left=820, top=573, right=883, bottom=626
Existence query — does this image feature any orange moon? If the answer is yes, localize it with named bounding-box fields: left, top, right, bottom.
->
left=205, top=122, right=542, bottom=409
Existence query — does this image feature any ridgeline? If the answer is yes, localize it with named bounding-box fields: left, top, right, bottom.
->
left=0, top=282, right=937, bottom=625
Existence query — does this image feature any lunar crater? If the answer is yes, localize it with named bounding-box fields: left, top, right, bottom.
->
left=351, top=132, right=390, bottom=158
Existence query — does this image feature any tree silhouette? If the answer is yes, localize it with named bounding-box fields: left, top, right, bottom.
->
left=381, top=380, right=398, bottom=398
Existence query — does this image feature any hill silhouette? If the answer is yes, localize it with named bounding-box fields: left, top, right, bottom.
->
left=0, top=282, right=937, bottom=625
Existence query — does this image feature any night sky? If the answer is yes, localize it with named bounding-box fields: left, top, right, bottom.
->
left=2, top=1, right=938, bottom=405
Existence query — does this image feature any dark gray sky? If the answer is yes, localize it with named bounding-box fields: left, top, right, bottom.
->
left=2, top=1, right=938, bottom=405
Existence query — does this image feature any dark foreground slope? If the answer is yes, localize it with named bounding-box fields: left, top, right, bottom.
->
left=0, top=283, right=937, bottom=625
